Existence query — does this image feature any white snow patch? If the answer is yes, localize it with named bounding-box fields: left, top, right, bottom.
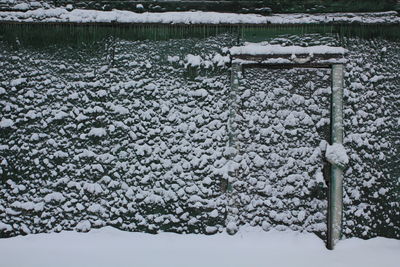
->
left=185, top=54, right=202, bottom=67
left=75, top=220, right=91, bottom=232
left=9, top=78, right=26, bottom=87
left=66, top=4, right=73, bottom=11
left=44, top=192, right=65, bottom=203
left=111, top=104, right=129, bottom=114
left=10, top=201, right=44, bottom=212
left=190, top=89, right=208, bottom=97
left=205, top=226, right=218, bottom=234
left=76, top=203, right=85, bottom=211
left=297, top=210, right=306, bottom=222
left=12, top=3, right=30, bottom=11
left=0, top=222, right=12, bottom=232
left=83, top=182, right=103, bottom=195
left=87, top=203, right=105, bottom=214
left=226, top=221, right=238, bottom=234
left=0, top=118, right=14, bottom=128
left=88, top=127, right=107, bottom=137
left=96, top=89, right=107, bottom=97
left=212, top=53, right=230, bottom=66
left=326, top=143, right=349, bottom=167
left=53, top=151, right=68, bottom=158
left=167, top=55, right=180, bottom=63
left=53, top=111, right=69, bottom=120
left=209, top=209, right=219, bottom=218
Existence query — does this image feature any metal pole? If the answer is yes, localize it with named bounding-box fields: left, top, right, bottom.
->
left=327, top=64, right=345, bottom=250
left=226, top=62, right=241, bottom=235
left=229, top=63, right=240, bottom=150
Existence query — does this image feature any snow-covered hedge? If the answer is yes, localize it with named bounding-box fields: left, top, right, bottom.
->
left=0, top=30, right=398, bottom=239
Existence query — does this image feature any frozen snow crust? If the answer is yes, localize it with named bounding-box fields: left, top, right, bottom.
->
left=0, top=226, right=399, bottom=267
left=0, top=8, right=399, bottom=25
left=0, top=33, right=399, bottom=239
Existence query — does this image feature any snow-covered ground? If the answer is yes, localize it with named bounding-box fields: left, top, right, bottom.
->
left=0, top=227, right=398, bottom=267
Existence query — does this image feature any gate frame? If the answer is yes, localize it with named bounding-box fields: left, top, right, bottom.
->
left=230, top=49, right=346, bottom=250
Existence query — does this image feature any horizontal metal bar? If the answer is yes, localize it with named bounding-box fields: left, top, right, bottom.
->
left=242, top=63, right=332, bottom=69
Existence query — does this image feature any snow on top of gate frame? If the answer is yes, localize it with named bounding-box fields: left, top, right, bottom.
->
left=229, top=43, right=348, bottom=67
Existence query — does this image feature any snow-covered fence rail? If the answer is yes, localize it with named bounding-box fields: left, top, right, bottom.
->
left=0, top=8, right=399, bottom=25
left=1, top=0, right=398, bottom=14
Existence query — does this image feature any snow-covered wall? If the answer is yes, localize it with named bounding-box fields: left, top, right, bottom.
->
left=0, top=29, right=399, bottom=239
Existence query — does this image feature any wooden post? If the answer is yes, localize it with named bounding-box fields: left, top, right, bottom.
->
left=327, top=64, right=345, bottom=250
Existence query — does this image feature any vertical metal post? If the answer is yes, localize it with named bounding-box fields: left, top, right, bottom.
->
left=327, top=64, right=345, bottom=250
left=225, top=62, right=241, bottom=235
left=229, top=63, right=240, bottom=151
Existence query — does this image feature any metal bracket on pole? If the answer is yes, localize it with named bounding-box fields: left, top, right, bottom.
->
left=327, top=64, right=345, bottom=250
